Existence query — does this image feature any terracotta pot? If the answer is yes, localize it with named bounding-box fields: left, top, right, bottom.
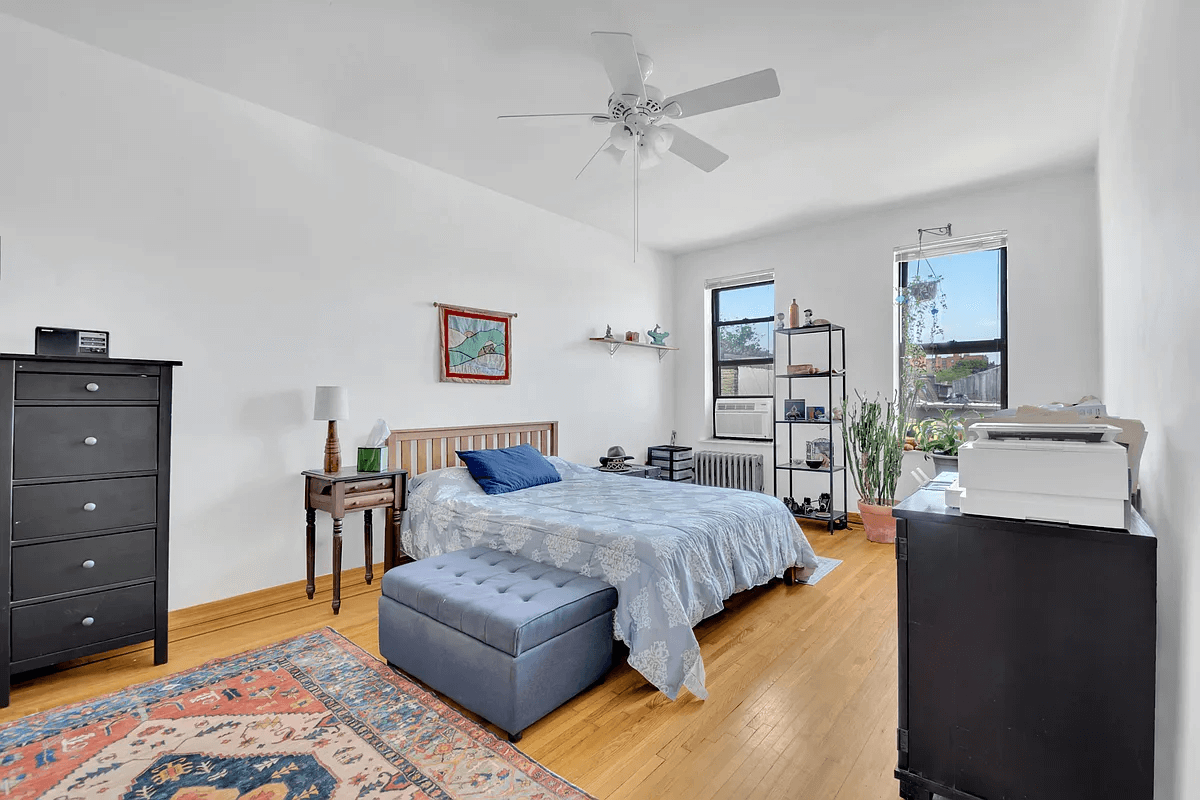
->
left=858, top=500, right=897, bottom=544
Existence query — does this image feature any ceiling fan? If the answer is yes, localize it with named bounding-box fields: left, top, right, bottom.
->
left=498, top=31, right=781, bottom=258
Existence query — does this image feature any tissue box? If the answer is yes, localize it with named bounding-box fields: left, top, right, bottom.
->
left=357, top=446, right=387, bottom=472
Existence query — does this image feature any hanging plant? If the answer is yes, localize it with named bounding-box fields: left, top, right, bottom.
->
left=907, top=275, right=940, bottom=303
left=897, top=262, right=949, bottom=417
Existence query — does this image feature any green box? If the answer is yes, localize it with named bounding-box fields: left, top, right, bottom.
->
left=357, top=446, right=386, bottom=472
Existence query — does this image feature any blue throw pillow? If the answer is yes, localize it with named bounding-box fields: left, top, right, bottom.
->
left=455, top=444, right=562, bottom=495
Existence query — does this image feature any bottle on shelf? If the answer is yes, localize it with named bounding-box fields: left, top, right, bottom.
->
left=787, top=299, right=801, bottom=329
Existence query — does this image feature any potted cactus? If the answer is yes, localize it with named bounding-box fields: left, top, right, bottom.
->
left=842, top=391, right=905, bottom=543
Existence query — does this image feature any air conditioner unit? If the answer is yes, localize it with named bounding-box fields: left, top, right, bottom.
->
left=714, top=399, right=772, bottom=439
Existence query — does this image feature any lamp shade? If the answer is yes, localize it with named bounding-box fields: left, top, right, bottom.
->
left=313, top=386, right=349, bottom=421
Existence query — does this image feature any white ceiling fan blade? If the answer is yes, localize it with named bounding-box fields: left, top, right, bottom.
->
left=664, top=68, right=780, bottom=119
left=662, top=124, right=729, bottom=172
left=590, top=31, right=646, bottom=101
left=498, top=112, right=609, bottom=121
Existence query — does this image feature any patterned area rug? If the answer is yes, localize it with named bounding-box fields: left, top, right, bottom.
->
left=0, top=628, right=594, bottom=800
left=797, top=556, right=842, bottom=586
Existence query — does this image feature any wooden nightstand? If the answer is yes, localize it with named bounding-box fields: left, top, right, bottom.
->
left=303, top=467, right=407, bottom=614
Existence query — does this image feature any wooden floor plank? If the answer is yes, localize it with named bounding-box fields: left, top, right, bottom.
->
left=0, top=526, right=902, bottom=800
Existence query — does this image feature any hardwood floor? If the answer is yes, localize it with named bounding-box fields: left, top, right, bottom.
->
left=0, top=522, right=900, bottom=799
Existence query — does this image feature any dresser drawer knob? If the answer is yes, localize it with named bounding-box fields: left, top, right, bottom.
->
left=83, top=436, right=98, bottom=446
left=82, top=616, right=95, bottom=627
left=83, top=502, right=97, bottom=512
left=86, top=382, right=100, bottom=392
left=82, top=559, right=96, bottom=569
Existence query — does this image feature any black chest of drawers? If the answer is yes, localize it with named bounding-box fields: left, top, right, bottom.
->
left=0, top=354, right=181, bottom=707
left=892, top=481, right=1156, bottom=800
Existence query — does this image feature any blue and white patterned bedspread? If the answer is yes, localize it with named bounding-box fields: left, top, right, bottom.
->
left=399, top=458, right=819, bottom=700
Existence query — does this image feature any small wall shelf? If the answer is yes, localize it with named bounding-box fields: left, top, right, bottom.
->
left=589, top=337, right=678, bottom=361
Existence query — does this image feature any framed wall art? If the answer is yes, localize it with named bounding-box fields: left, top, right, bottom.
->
left=436, top=302, right=515, bottom=384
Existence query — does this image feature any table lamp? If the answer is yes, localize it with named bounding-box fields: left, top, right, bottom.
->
left=313, top=386, right=350, bottom=473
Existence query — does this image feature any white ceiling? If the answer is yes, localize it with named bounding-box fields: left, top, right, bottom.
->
left=0, top=0, right=1122, bottom=253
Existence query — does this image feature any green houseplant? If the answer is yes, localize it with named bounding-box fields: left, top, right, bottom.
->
left=842, top=391, right=906, bottom=543
left=912, top=409, right=984, bottom=476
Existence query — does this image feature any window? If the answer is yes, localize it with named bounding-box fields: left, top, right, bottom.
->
left=896, top=233, right=1008, bottom=416
left=711, top=280, right=774, bottom=434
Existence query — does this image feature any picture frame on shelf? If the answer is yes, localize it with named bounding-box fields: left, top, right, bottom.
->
left=807, top=405, right=826, bottom=422
left=783, top=399, right=806, bottom=421
left=808, top=438, right=834, bottom=467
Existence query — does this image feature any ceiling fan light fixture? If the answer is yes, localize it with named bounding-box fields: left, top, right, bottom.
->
left=638, top=147, right=662, bottom=170
left=602, top=143, right=626, bottom=164
left=608, top=123, right=635, bottom=150
left=644, top=124, right=674, bottom=153
left=637, top=53, right=654, bottom=81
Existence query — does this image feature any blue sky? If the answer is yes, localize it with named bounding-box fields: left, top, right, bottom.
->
left=718, top=282, right=774, bottom=322
left=908, top=249, right=1001, bottom=343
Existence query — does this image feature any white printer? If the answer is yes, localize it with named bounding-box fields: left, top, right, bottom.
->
left=954, top=422, right=1128, bottom=529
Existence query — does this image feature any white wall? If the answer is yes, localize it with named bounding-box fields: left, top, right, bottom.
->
left=0, top=15, right=676, bottom=610
left=672, top=165, right=1102, bottom=497
left=1098, top=0, right=1199, bottom=796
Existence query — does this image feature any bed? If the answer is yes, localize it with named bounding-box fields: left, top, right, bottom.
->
left=384, top=421, right=819, bottom=700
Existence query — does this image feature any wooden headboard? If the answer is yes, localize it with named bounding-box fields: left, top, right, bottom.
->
left=387, top=421, right=559, bottom=476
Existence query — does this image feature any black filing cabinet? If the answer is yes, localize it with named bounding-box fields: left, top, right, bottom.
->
left=892, top=480, right=1156, bottom=800
left=0, top=354, right=180, bottom=707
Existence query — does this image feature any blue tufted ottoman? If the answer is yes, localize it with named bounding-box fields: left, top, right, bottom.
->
left=378, top=546, right=617, bottom=742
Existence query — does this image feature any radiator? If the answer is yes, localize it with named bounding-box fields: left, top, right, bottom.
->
left=694, top=451, right=764, bottom=492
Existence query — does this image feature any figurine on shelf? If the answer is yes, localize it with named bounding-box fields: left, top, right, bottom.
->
left=803, top=308, right=814, bottom=326
left=776, top=312, right=785, bottom=330
left=604, top=324, right=614, bottom=339
left=646, top=324, right=670, bottom=345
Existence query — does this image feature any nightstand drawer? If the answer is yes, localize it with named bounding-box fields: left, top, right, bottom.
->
left=12, top=530, right=157, bottom=601
left=13, top=406, right=158, bottom=479
left=16, top=373, right=159, bottom=402
left=12, top=476, right=157, bottom=540
left=11, top=583, right=155, bottom=664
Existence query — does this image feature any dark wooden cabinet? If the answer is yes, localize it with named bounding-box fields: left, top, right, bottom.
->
left=893, top=481, right=1156, bottom=800
left=0, top=354, right=180, bottom=707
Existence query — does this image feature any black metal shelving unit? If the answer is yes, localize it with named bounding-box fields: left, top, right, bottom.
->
left=774, top=324, right=849, bottom=533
